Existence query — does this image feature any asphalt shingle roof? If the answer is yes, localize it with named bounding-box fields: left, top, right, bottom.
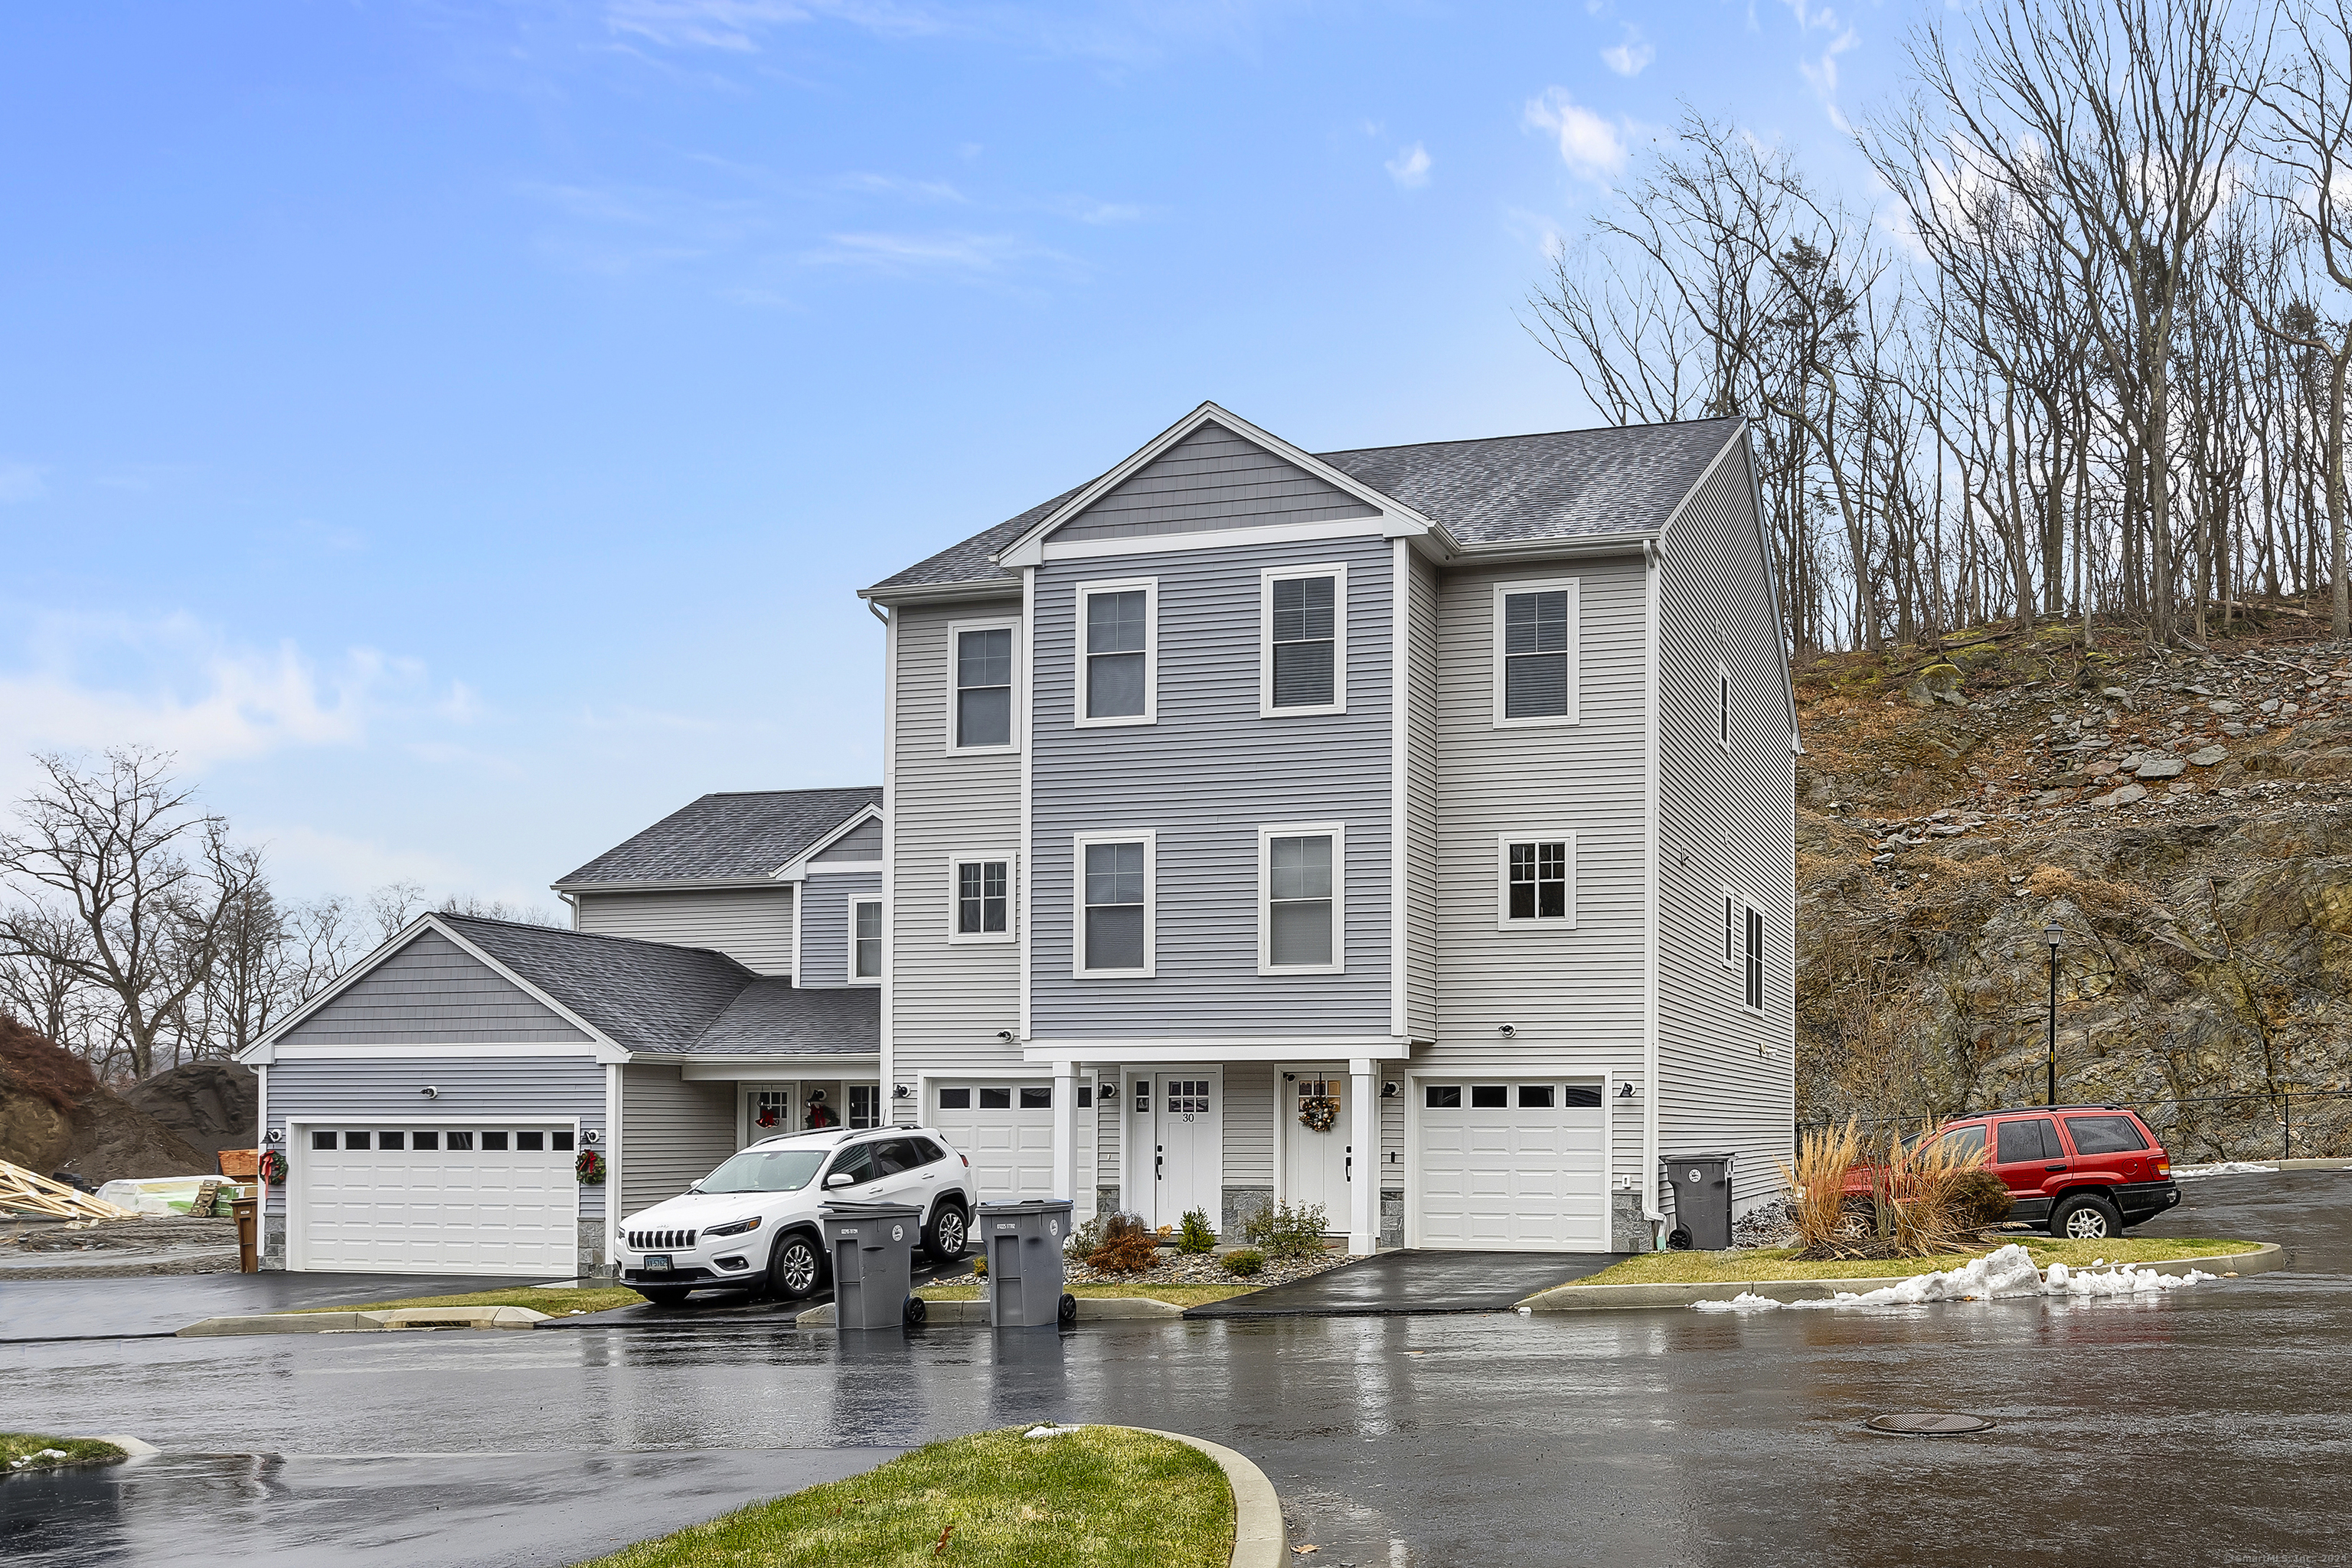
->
left=554, top=787, right=881, bottom=887
left=864, top=416, right=1743, bottom=593
left=436, top=914, right=877, bottom=1057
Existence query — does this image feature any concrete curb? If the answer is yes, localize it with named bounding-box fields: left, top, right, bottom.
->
left=85, top=1436, right=160, bottom=1458
left=793, top=1295, right=1187, bottom=1328
left=1519, top=1243, right=2285, bottom=1312
left=177, top=1305, right=550, bottom=1337
left=1123, top=1427, right=1285, bottom=1568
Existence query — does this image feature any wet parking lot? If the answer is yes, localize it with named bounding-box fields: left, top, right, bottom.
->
left=5, top=1170, right=2348, bottom=1566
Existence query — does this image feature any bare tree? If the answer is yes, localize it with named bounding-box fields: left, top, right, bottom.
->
left=366, top=879, right=426, bottom=943
left=0, top=750, right=266, bottom=1080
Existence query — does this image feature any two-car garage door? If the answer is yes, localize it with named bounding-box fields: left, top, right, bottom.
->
left=1416, top=1081, right=1609, bottom=1250
left=293, top=1124, right=578, bottom=1274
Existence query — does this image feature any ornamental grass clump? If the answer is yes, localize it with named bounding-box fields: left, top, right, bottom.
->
left=1779, top=1119, right=1862, bottom=1255
left=1086, top=1212, right=1161, bottom=1275
left=1782, top=1117, right=1998, bottom=1261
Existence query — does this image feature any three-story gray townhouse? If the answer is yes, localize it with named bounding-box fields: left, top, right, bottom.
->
left=864, top=403, right=1798, bottom=1254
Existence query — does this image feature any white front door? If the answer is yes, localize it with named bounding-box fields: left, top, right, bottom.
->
left=931, top=1082, right=1056, bottom=1200
left=1135, top=1071, right=1221, bottom=1229
left=292, top=1123, right=578, bottom=1275
left=1415, top=1080, right=1609, bottom=1250
left=1280, top=1071, right=1351, bottom=1226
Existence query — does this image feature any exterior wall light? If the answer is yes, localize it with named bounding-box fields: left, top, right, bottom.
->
left=420, top=1085, right=439, bottom=1099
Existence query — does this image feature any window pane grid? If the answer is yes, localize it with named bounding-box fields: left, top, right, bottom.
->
left=854, top=900, right=883, bottom=978
left=1267, top=833, right=1334, bottom=966
left=1505, top=840, right=1568, bottom=922
left=1085, top=590, right=1148, bottom=719
left=956, top=859, right=1008, bottom=935
left=1083, top=840, right=1147, bottom=971
left=955, top=628, right=1014, bottom=748
left=1269, top=575, right=1337, bottom=708
left=1501, top=590, right=1571, bottom=720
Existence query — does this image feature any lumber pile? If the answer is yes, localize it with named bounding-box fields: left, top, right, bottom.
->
left=0, top=1158, right=137, bottom=1220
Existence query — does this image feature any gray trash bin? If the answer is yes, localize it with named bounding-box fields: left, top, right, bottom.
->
left=1662, top=1155, right=1736, bottom=1250
left=821, top=1200, right=927, bottom=1330
left=977, top=1198, right=1077, bottom=1328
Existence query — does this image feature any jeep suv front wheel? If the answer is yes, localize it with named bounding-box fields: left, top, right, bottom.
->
left=2052, top=1192, right=2123, bottom=1241
left=769, top=1233, right=825, bottom=1299
left=924, top=1200, right=969, bottom=1264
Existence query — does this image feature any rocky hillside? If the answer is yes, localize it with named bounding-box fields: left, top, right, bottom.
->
left=1795, top=609, right=2352, bottom=1161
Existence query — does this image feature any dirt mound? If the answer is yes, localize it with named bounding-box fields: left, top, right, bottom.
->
left=0, top=1012, right=216, bottom=1184
left=123, top=1061, right=257, bottom=1160
left=0, top=1014, right=97, bottom=1112
left=53, top=1092, right=213, bottom=1187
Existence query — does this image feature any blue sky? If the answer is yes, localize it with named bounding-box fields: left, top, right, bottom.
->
left=0, top=0, right=1911, bottom=911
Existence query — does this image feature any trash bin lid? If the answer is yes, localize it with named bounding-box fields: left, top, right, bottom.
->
left=820, top=1200, right=925, bottom=1220
left=1659, top=1153, right=1737, bottom=1171
left=974, top=1199, right=1074, bottom=1217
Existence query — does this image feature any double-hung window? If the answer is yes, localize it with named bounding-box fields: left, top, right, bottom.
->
left=1259, top=824, right=1342, bottom=972
left=1260, top=566, right=1345, bottom=715
left=1492, top=580, right=1579, bottom=725
left=851, top=899, right=883, bottom=982
left=1497, top=834, right=1575, bottom=929
left=1077, top=580, right=1155, bottom=724
left=1724, top=889, right=1764, bottom=1011
left=950, top=622, right=1017, bottom=752
left=1075, top=831, right=1154, bottom=975
left=950, top=854, right=1013, bottom=943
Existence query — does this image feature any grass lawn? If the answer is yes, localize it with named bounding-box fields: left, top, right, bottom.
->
left=1565, top=1236, right=2263, bottom=1289
left=913, top=1282, right=1256, bottom=1308
left=4, top=1435, right=126, bottom=1472
left=288, top=1285, right=647, bottom=1317
left=570, top=1425, right=1232, bottom=1568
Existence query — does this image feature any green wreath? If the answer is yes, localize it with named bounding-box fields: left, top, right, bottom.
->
left=1298, top=1095, right=1339, bottom=1133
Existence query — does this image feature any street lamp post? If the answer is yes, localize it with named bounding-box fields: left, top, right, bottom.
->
left=2043, top=921, right=2063, bottom=1106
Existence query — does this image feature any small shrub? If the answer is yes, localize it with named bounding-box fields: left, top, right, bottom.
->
left=972, top=1254, right=988, bottom=1279
left=1063, top=1214, right=1106, bottom=1264
left=1086, top=1212, right=1160, bottom=1275
left=1176, top=1208, right=1217, bottom=1255
left=1220, top=1248, right=1266, bottom=1277
left=1242, top=1200, right=1328, bottom=1259
left=1952, top=1169, right=2014, bottom=1228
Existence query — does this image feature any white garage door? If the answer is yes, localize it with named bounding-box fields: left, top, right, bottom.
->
left=293, top=1124, right=579, bottom=1275
left=930, top=1083, right=1054, bottom=1200
left=1416, top=1081, right=1608, bottom=1250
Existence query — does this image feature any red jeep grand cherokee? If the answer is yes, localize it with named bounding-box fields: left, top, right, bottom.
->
left=1854, top=1105, right=2181, bottom=1240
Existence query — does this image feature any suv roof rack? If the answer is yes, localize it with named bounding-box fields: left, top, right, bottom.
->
left=1947, top=1105, right=2126, bottom=1119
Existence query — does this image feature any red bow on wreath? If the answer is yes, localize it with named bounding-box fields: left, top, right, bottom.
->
left=756, top=1106, right=779, bottom=1128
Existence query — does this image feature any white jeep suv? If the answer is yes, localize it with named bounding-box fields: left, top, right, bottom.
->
left=614, top=1125, right=978, bottom=1307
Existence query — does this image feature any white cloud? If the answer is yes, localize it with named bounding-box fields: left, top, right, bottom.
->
left=800, top=230, right=1081, bottom=278
left=1386, top=142, right=1432, bottom=189
left=1524, top=89, right=1628, bottom=185
left=1798, top=27, right=1860, bottom=131
left=0, top=462, right=47, bottom=504
left=837, top=172, right=969, bottom=204
left=1601, top=24, right=1653, bottom=77
left=605, top=0, right=942, bottom=52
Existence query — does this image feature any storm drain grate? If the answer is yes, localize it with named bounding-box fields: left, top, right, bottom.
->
left=1864, top=1413, right=1993, bottom=1436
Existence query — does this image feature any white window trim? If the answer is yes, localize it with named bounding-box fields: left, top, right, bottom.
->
left=1257, top=822, right=1346, bottom=975
left=1717, top=662, right=1732, bottom=753
left=1490, top=577, right=1581, bottom=728
left=947, top=851, right=1018, bottom=946
left=1259, top=563, right=1348, bottom=718
left=1720, top=886, right=1738, bottom=969
left=1741, top=900, right=1766, bottom=1016
left=849, top=897, right=884, bottom=986
left=1073, top=829, right=1156, bottom=977
left=1494, top=831, right=1577, bottom=931
left=1074, top=577, right=1158, bottom=728
left=946, top=617, right=1022, bottom=756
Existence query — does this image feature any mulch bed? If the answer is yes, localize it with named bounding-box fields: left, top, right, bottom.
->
left=1060, top=1248, right=1357, bottom=1289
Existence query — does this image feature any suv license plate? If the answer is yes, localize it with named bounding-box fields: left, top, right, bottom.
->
left=642, top=1255, right=673, bottom=1272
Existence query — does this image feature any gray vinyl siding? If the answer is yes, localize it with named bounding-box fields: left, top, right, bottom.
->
left=1655, top=441, right=1797, bottom=1214
left=1050, top=421, right=1377, bottom=543
left=1424, top=554, right=1651, bottom=1174
left=279, top=929, right=588, bottom=1046
left=573, top=887, right=795, bottom=976
left=799, top=870, right=884, bottom=988
left=811, top=817, right=883, bottom=862
left=618, top=1062, right=738, bottom=1217
left=262, top=1055, right=609, bottom=1220
left=1405, top=550, right=1440, bottom=1041
left=887, top=595, right=1026, bottom=1115
left=1030, top=532, right=1396, bottom=1040
left=1224, top=1062, right=1275, bottom=1187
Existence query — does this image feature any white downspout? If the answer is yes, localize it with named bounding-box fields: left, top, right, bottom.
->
left=1642, top=539, right=1664, bottom=1247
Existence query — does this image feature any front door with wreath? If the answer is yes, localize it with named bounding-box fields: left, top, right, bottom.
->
left=1281, top=1073, right=1350, bottom=1218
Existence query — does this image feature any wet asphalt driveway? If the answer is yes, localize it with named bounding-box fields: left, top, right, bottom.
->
left=5, top=1171, right=2349, bottom=1566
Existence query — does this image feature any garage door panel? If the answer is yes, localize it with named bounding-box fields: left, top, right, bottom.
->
left=1416, top=1087, right=1609, bottom=1250
left=931, top=1083, right=1055, bottom=1201
left=295, top=1124, right=577, bottom=1275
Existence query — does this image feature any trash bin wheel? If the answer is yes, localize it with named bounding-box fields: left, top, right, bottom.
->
left=1057, top=1292, right=1078, bottom=1326
left=903, top=1295, right=928, bottom=1327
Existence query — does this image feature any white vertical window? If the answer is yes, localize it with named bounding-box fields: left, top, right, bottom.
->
left=949, top=855, right=1014, bottom=943
left=1722, top=889, right=1737, bottom=968
left=1492, top=579, right=1579, bottom=726
left=1075, top=831, right=1155, bottom=975
left=1496, top=835, right=1575, bottom=928
left=1719, top=664, right=1732, bottom=750
left=1744, top=904, right=1765, bottom=1012
left=1076, top=579, right=1157, bottom=725
left=949, top=622, right=1018, bottom=752
left=1259, top=824, right=1343, bottom=973
left=1260, top=565, right=1346, bottom=715
left=851, top=899, right=882, bottom=982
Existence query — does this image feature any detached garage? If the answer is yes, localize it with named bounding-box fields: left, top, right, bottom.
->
left=1413, top=1079, right=1609, bottom=1250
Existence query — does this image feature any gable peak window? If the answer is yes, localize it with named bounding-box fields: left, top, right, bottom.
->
left=952, top=856, right=1012, bottom=942
left=1261, top=825, right=1341, bottom=972
left=952, top=625, right=1015, bottom=750
left=1078, top=833, right=1152, bottom=975
left=1498, top=835, right=1575, bottom=927
left=1080, top=581, right=1155, bottom=724
left=851, top=898, right=883, bottom=982
left=1494, top=580, right=1578, bottom=724
left=1263, top=567, right=1344, bottom=714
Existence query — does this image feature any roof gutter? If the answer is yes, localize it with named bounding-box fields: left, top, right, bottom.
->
left=858, top=577, right=1023, bottom=609
left=1446, top=531, right=1658, bottom=565
left=552, top=876, right=795, bottom=894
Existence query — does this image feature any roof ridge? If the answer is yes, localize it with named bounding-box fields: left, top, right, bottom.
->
left=693, top=785, right=881, bottom=799
left=436, top=911, right=755, bottom=973
left=1315, top=413, right=1741, bottom=459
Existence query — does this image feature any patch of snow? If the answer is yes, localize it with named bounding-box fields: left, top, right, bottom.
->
left=2171, top=1161, right=2281, bottom=1178
left=1690, top=1243, right=2218, bottom=1312
left=1024, top=1424, right=1092, bottom=1439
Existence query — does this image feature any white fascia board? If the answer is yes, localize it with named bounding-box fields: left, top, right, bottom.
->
left=995, top=402, right=1439, bottom=568
left=858, top=577, right=1024, bottom=609
left=267, top=1041, right=631, bottom=1063
left=1022, top=1036, right=1412, bottom=1063
left=1448, top=532, right=1655, bottom=565
left=553, top=876, right=784, bottom=894
left=1040, top=517, right=1391, bottom=564
left=769, top=802, right=884, bottom=880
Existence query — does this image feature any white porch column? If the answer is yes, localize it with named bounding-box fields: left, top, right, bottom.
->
left=1052, top=1060, right=1080, bottom=1204
left=1348, top=1057, right=1378, bottom=1253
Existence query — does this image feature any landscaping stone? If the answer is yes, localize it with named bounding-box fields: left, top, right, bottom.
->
left=2135, top=757, right=2187, bottom=779
left=2189, top=745, right=2230, bottom=766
